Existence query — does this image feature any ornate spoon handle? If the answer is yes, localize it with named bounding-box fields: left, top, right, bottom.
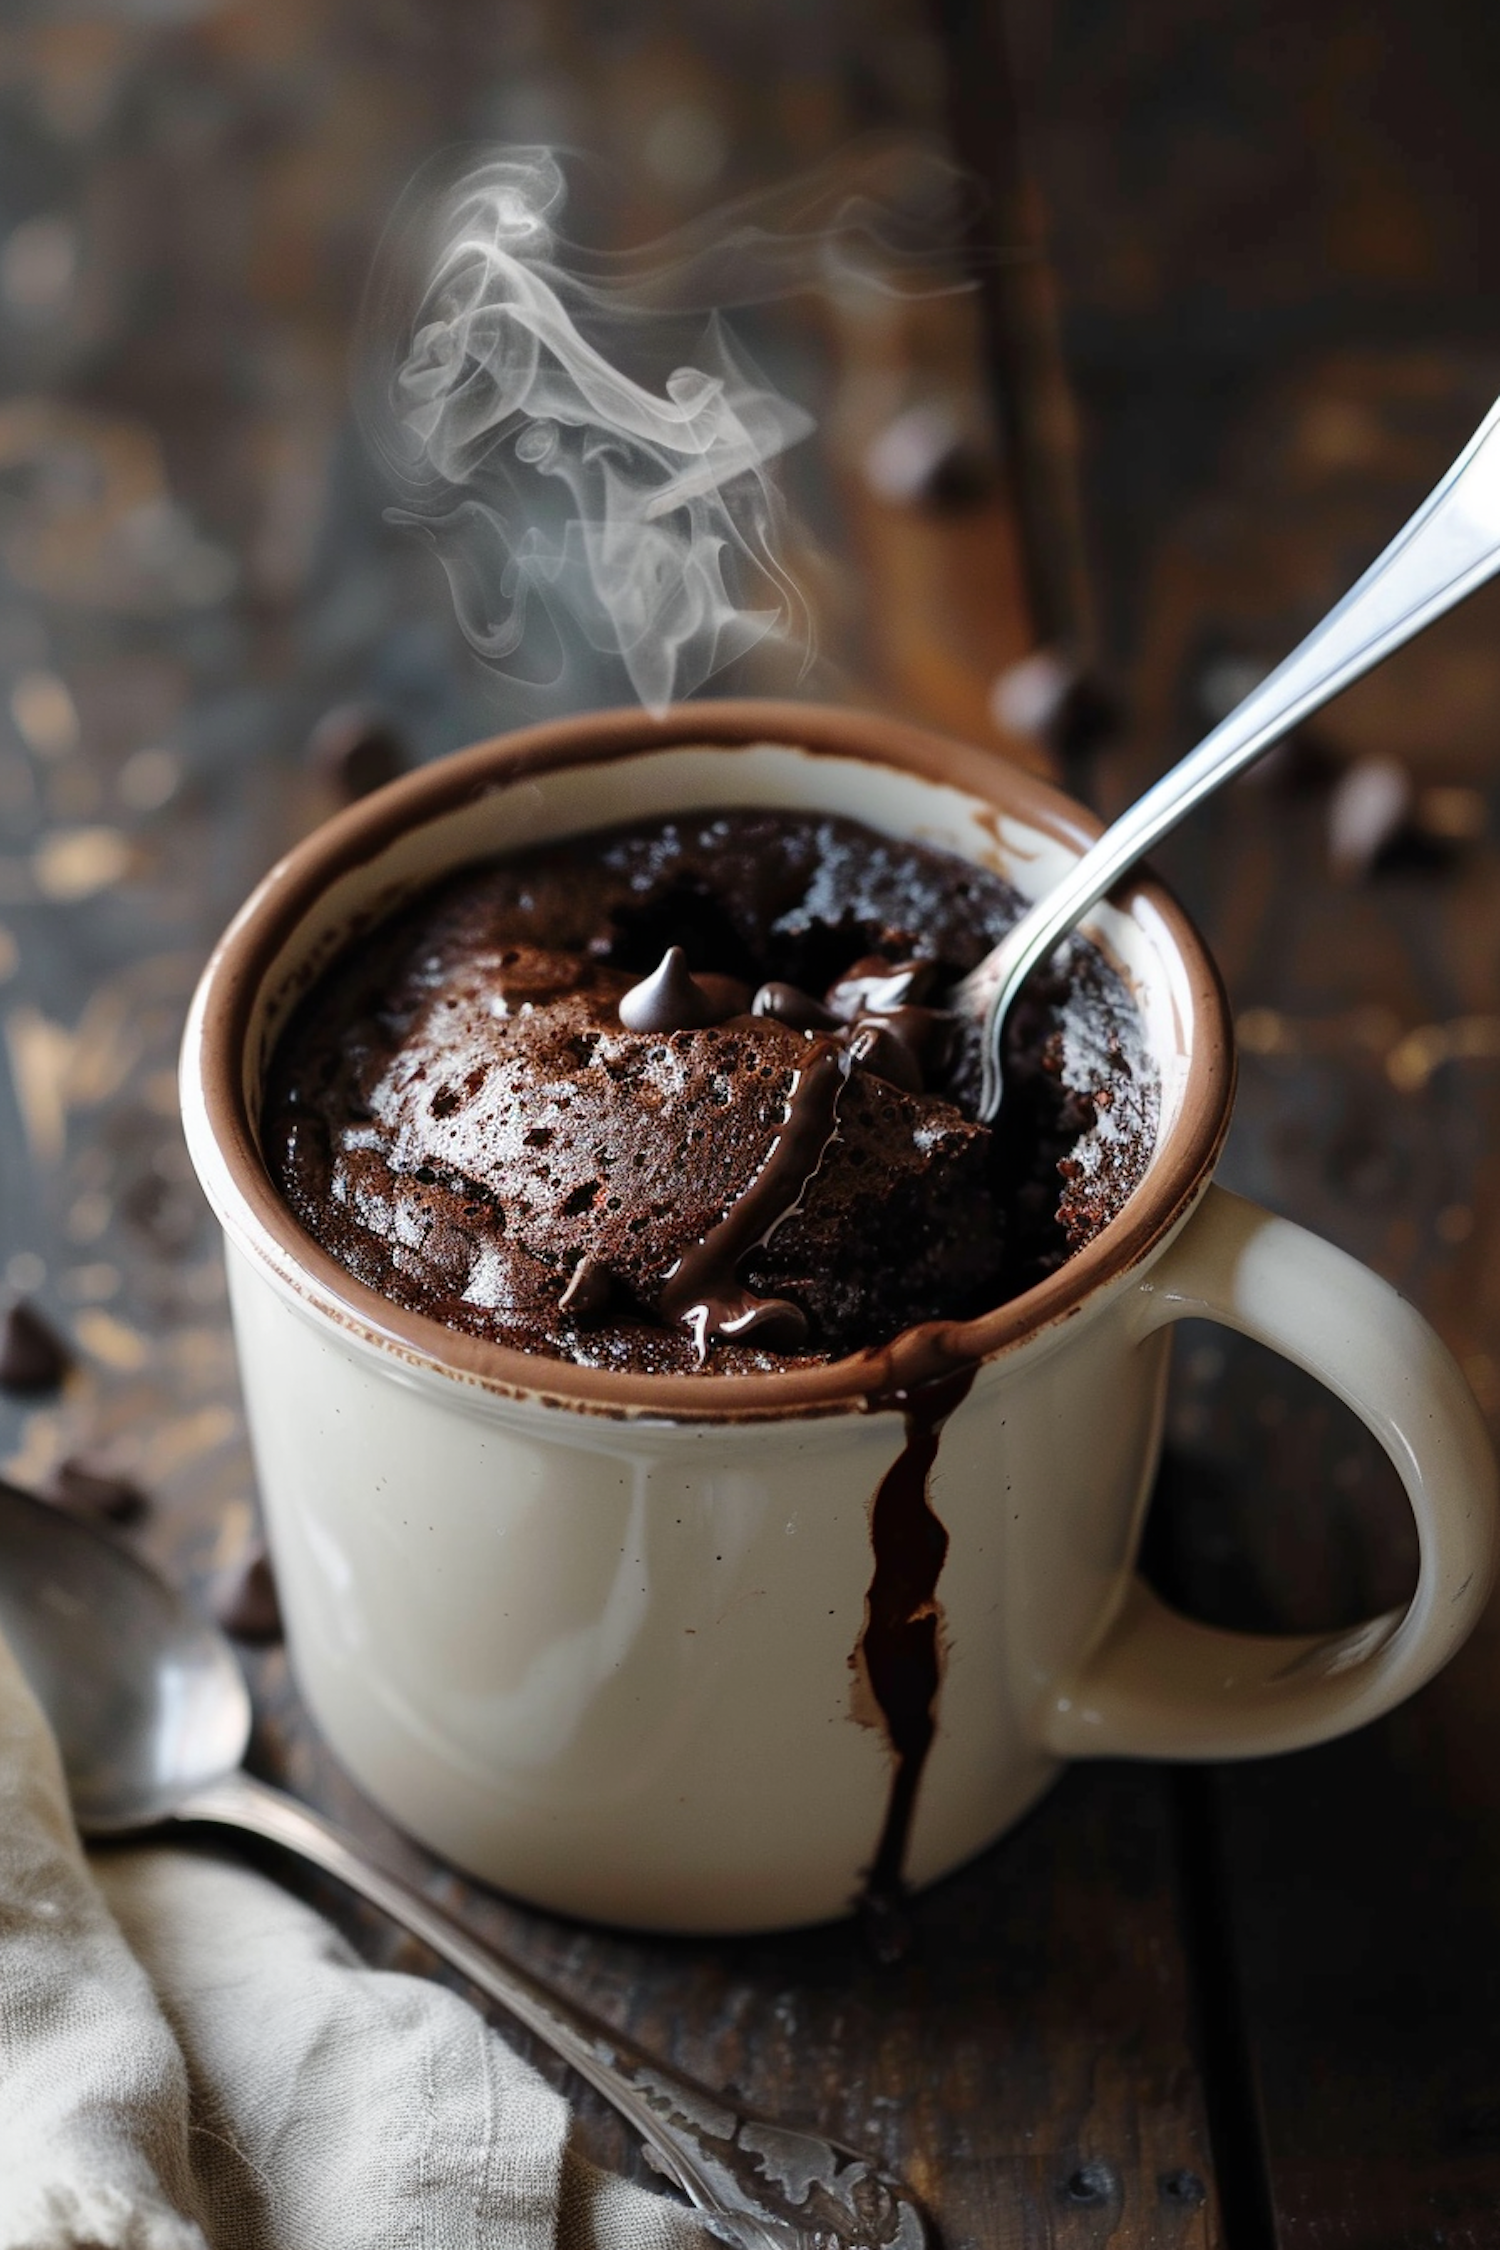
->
left=170, top=1770, right=932, bottom=2250
left=960, top=390, right=1500, bottom=1120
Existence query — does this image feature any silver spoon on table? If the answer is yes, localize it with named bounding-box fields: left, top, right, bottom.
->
left=961, top=390, right=1500, bottom=1122
left=0, top=1477, right=931, bottom=2250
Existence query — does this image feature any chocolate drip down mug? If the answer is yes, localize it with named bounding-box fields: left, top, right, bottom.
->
left=181, top=703, right=1499, bottom=1931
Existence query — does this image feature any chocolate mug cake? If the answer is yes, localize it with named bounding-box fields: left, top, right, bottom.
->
left=263, top=808, right=1161, bottom=1376
left=183, top=707, right=1495, bottom=1934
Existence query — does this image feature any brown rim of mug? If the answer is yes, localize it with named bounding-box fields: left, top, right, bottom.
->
left=188, top=699, right=1235, bottom=1422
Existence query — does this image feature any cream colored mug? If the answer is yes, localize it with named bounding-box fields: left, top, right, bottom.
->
left=181, top=702, right=1499, bottom=1933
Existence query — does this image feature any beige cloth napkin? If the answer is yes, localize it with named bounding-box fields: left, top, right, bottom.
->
left=0, top=1629, right=709, bottom=2250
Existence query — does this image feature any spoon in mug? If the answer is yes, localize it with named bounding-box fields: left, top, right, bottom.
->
left=961, top=389, right=1500, bottom=1122
left=0, top=1478, right=932, bottom=2250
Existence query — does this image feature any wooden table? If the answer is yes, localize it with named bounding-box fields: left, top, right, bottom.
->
left=1, top=2, right=1497, bottom=2242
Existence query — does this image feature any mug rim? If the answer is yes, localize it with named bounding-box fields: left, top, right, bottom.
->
left=182, top=698, right=1236, bottom=1421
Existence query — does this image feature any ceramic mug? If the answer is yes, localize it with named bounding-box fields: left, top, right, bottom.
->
left=181, top=702, right=1499, bottom=1933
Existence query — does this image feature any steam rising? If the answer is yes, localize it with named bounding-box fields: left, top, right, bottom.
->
left=361, top=145, right=971, bottom=712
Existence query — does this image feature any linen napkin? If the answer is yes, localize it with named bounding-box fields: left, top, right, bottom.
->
left=0, top=1626, right=710, bottom=2250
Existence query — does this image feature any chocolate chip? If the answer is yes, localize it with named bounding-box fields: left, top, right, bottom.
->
left=1328, top=755, right=1413, bottom=881
left=848, top=1019, right=923, bottom=1093
left=619, top=947, right=732, bottom=1032
left=752, top=981, right=840, bottom=1032
left=306, top=705, right=406, bottom=804
left=862, top=403, right=995, bottom=511
left=0, top=1301, right=70, bottom=1394
left=44, top=1453, right=147, bottom=1525
left=1046, top=670, right=1124, bottom=769
left=1063, top=2164, right=1116, bottom=2207
left=990, top=651, right=1122, bottom=767
left=215, top=1545, right=282, bottom=1642
left=1365, top=781, right=1491, bottom=875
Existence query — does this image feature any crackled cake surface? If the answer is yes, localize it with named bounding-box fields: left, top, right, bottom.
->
left=263, top=808, right=1159, bottom=1375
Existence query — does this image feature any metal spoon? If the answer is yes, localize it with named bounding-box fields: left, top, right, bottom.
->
left=961, top=390, right=1500, bottom=1121
left=0, top=1477, right=931, bottom=2250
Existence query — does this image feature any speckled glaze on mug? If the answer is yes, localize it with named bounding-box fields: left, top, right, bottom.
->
left=181, top=703, right=1498, bottom=1932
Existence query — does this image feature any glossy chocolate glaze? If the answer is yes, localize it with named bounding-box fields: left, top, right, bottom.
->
left=659, top=1036, right=849, bottom=1356
left=264, top=809, right=1158, bottom=1376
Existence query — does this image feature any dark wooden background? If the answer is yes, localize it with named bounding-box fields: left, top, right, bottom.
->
left=1, top=0, right=1498, bottom=2242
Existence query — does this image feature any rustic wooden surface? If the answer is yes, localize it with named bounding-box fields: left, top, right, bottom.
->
left=0, top=6, right=1226, bottom=2245
left=2, top=0, right=1497, bottom=2244
left=1015, top=4, right=1500, bottom=2242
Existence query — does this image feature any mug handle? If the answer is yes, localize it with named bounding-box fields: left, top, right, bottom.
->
left=1039, top=1185, right=1499, bottom=1761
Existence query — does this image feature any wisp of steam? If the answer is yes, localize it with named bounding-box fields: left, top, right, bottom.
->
left=360, top=144, right=972, bottom=714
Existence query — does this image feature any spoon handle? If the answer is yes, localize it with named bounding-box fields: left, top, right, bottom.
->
left=963, top=389, right=1500, bottom=1119
left=170, top=1770, right=929, bottom=2250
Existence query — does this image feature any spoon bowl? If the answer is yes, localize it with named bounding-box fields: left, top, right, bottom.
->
left=0, top=1480, right=248, bottom=1830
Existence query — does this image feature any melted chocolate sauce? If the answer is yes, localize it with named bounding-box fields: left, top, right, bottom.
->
left=853, top=1359, right=978, bottom=1963
left=825, top=957, right=937, bottom=1019
left=753, top=980, right=841, bottom=1033
left=659, top=1036, right=851, bottom=1357
left=753, top=957, right=949, bottom=1096
left=846, top=1018, right=922, bottom=1093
